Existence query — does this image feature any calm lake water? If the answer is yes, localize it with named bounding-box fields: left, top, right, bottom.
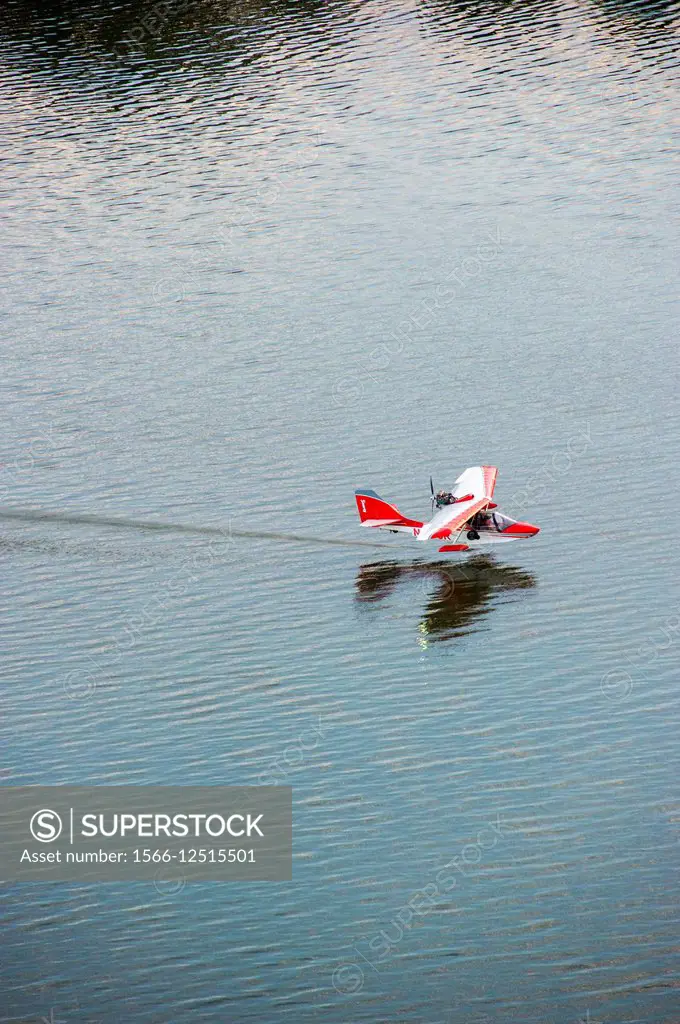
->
left=2, top=1, right=679, bottom=1021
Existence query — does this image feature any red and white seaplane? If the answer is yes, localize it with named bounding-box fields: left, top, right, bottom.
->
left=355, top=466, right=539, bottom=553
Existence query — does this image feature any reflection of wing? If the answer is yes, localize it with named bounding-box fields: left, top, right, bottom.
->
left=418, top=496, right=490, bottom=542
left=453, top=465, right=498, bottom=501
left=355, top=557, right=537, bottom=645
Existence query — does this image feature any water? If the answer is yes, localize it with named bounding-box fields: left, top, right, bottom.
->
left=1, top=1, right=679, bottom=1020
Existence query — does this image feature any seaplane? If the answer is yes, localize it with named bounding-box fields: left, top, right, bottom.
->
left=355, top=466, right=540, bottom=553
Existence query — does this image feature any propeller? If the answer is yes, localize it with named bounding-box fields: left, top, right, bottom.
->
left=430, top=475, right=435, bottom=513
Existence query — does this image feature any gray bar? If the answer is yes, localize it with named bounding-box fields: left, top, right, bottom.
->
left=0, top=787, right=292, bottom=882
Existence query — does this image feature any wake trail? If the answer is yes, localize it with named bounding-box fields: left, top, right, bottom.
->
left=0, top=507, right=391, bottom=549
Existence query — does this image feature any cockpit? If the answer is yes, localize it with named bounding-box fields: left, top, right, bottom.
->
left=470, top=511, right=515, bottom=533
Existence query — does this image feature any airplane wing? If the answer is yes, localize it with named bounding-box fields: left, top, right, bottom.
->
left=416, top=496, right=490, bottom=542
left=417, top=466, right=498, bottom=543
left=452, top=465, right=498, bottom=501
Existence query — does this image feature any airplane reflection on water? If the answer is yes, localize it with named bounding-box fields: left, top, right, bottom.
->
left=355, top=555, right=536, bottom=646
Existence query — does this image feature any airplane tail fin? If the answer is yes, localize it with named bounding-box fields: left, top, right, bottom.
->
left=355, top=489, right=423, bottom=529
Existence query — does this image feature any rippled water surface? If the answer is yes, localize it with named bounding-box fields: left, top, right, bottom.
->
left=2, top=1, right=680, bottom=1021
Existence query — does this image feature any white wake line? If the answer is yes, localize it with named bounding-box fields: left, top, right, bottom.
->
left=0, top=507, right=392, bottom=549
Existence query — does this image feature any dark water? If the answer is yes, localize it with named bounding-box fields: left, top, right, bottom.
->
left=2, top=1, right=680, bottom=1021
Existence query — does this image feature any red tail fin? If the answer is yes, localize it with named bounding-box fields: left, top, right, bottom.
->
left=355, top=489, right=423, bottom=529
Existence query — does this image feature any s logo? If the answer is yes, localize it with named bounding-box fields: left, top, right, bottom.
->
left=30, top=809, right=63, bottom=843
